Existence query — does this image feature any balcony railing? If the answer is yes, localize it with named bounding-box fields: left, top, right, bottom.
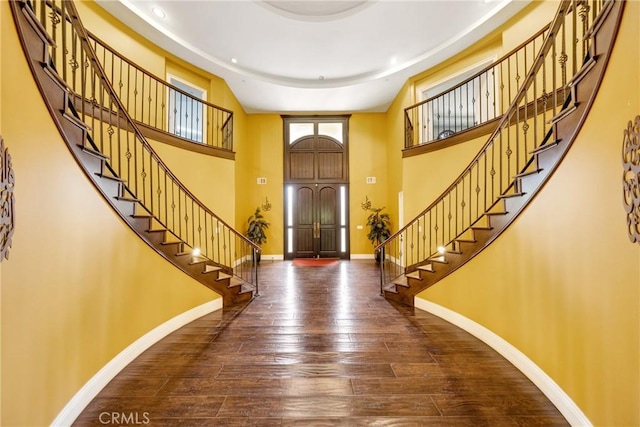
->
left=87, top=32, right=234, bottom=152
left=28, top=0, right=258, bottom=289
left=382, top=0, right=606, bottom=286
left=404, top=24, right=551, bottom=150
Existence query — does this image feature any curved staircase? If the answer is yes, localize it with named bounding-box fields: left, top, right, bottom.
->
left=10, top=0, right=259, bottom=306
left=380, top=0, right=625, bottom=306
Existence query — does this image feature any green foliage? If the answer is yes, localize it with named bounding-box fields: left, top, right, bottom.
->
left=366, top=206, right=391, bottom=246
left=246, top=207, right=269, bottom=245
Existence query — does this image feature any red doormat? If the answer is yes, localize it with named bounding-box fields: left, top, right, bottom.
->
left=292, top=258, right=339, bottom=267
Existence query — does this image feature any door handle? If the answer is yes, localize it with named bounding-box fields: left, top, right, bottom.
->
left=313, top=222, right=320, bottom=239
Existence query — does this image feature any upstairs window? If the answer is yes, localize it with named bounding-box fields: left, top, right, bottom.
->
left=167, top=75, right=207, bottom=144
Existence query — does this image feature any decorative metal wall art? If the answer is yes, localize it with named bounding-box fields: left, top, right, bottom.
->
left=361, top=195, right=372, bottom=211
left=622, top=116, right=640, bottom=244
left=261, top=197, right=272, bottom=212
left=0, top=135, right=15, bottom=260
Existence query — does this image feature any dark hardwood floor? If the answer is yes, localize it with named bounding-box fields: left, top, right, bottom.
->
left=74, top=260, right=568, bottom=426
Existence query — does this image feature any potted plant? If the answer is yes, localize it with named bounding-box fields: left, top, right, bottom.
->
left=366, top=206, right=391, bottom=263
left=246, top=207, right=269, bottom=263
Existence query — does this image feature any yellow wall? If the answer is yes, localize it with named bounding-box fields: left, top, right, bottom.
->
left=0, top=3, right=217, bottom=425
left=240, top=114, right=283, bottom=257
left=349, top=114, right=389, bottom=255
left=385, top=81, right=411, bottom=228
left=238, top=113, right=391, bottom=257
left=402, top=135, right=487, bottom=222
left=148, top=140, right=235, bottom=224
left=418, top=2, right=640, bottom=425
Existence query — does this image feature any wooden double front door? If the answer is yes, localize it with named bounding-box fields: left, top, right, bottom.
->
left=289, top=183, right=346, bottom=259
left=284, top=117, right=349, bottom=259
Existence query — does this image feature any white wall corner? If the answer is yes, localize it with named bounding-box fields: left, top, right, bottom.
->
left=51, top=298, right=223, bottom=426
left=414, top=297, right=592, bottom=427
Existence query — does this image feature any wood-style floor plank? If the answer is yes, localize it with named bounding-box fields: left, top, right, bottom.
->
left=73, top=260, right=568, bottom=426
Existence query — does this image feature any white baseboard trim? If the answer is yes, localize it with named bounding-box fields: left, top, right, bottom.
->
left=260, top=254, right=284, bottom=261
left=350, top=254, right=375, bottom=260
left=414, top=297, right=592, bottom=427
left=51, top=298, right=223, bottom=427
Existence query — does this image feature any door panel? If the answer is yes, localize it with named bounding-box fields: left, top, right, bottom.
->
left=319, top=186, right=338, bottom=256
left=290, top=152, right=315, bottom=179
left=318, top=153, right=343, bottom=179
left=295, top=186, right=315, bottom=257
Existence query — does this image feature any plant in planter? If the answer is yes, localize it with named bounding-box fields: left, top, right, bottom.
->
left=246, top=207, right=269, bottom=263
left=366, top=206, right=391, bottom=262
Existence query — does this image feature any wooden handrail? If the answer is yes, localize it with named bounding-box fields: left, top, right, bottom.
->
left=65, top=1, right=248, bottom=245
left=403, top=23, right=552, bottom=149
left=87, top=31, right=233, bottom=115
left=382, top=4, right=570, bottom=251
left=16, top=0, right=260, bottom=295
left=405, top=23, right=551, bottom=112
left=375, top=0, right=602, bottom=286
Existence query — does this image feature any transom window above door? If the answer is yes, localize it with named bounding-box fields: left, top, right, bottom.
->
left=288, top=122, right=344, bottom=145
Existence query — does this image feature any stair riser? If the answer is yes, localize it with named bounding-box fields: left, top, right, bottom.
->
left=516, top=169, right=547, bottom=196
left=144, top=230, right=167, bottom=247
left=91, top=176, right=122, bottom=200
left=384, top=290, right=414, bottom=306
left=157, top=242, right=183, bottom=258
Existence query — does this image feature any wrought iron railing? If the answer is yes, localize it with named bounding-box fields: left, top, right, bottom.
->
left=29, top=0, right=258, bottom=288
left=381, top=0, right=606, bottom=285
left=87, top=32, right=234, bottom=151
left=404, top=24, right=549, bottom=149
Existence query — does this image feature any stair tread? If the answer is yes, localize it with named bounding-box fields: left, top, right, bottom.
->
left=548, top=104, right=578, bottom=125
left=498, top=192, right=526, bottom=199
left=203, top=265, right=222, bottom=274
left=530, top=139, right=561, bottom=155
left=96, top=172, right=125, bottom=182
left=393, top=276, right=411, bottom=287
left=189, top=256, right=209, bottom=265
left=146, top=228, right=166, bottom=234
left=62, top=109, right=90, bottom=131
left=116, top=195, right=140, bottom=203
left=514, top=168, right=542, bottom=178
left=79, top=145, right=108, bottom=160
left=417, top=265, right=435, bottom=273
left=428, top=255, right=447, bottom=264
left=132, top=213, right=154, bottom=218
left=472, top=225, right=493, bottom=231
left=405, top=271, right=422, bottom=280
left=217, top=272, right=232, bottom=281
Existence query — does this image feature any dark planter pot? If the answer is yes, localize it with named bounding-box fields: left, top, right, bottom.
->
left=375, top=247, right=385, bottom=263
left=252, top=251, right=261, bottom=265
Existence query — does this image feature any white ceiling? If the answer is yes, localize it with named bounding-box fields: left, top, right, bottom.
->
left=95, top=0, right=531, bottom=113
